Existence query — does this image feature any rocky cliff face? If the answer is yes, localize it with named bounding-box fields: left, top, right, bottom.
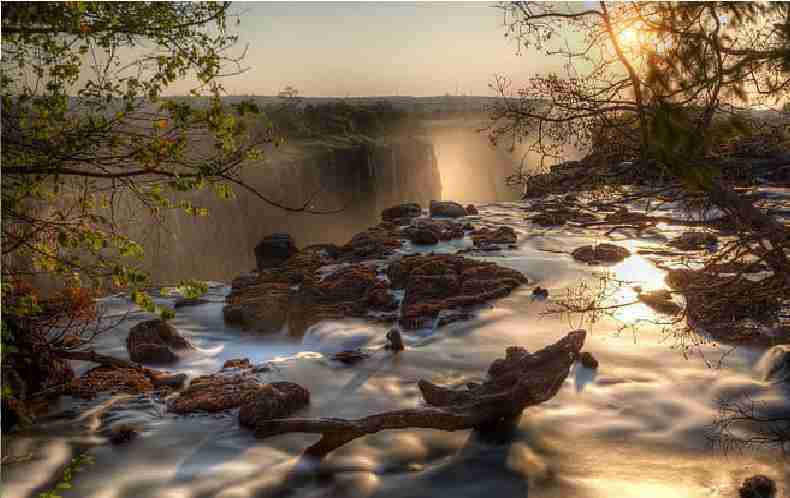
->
left=132, top=137, right=441, bottom=283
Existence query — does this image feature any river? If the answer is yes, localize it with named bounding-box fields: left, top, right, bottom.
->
left=2, top=193, right=788, bottom=498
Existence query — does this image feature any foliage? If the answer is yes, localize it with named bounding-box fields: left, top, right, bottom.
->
left=0, top=2, right=274, bottom=317
left=38, top=452, right=96, bottom=498
left=265, top=100, right=415, bottom=141
left=489, top=1, right=790, bottom=173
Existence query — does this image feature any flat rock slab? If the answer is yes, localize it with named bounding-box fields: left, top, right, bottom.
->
left=572, top=243, right=630, bottom=264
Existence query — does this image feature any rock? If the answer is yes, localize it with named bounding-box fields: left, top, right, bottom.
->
left=532, top=206, right=597, bottom=226
left=532, top=286, right=549, bottom=299
left=69, top=367, right=155, bottom=399
left=466, top=204, right=479, bottom=215
left=238, top=382, right=310, bottom=429
left=148, top=371, right=188, bottom=389
left=572, top=243, right=630, bottom=264
left=668, top=231, right=718, bottom=251
left=579, top=351, right=599, bottom=369
left=365, top=286, right=398, bottom=312
left=109, top=424, right=139, bottom=445
left=126, top=320, right=192, bottom=364
left=339, top=222, right=405, bottom=262
left=430, top=200, right=467, bottom=218
left=471, top=226, right=517, bottom=246
left=174, top=297, right=210, bottom=308
left=604, top=207, right=647, bottom=223
left=255, top=233, right=298, bottom=270
left=222, top=358, right=253, bottom=370
left=409, top=227, right=439, bottom=245
left=303, top=243, right=341, bottom=259
left=638, top=289, right=681, bottom=315
left=386, top=329, right=405, bottom=352
left=381, top=203, right=422, bottom=222
left=332, top=350, right=370, bottom=364
left=739, top=475, right=776, bottom=498
left=761, top=346, right=790, bottom=384
left=387, top=254, right=528, bottom=329
left=168, top=368, right=264, bottom=414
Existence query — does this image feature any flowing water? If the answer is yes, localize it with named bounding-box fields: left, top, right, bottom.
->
left=3, top=196, right=789, bottom=498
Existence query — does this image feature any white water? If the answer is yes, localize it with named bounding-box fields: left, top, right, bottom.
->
left=3, top=199, right=788, bottom=498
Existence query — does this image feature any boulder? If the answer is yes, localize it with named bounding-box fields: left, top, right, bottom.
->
left=238, top=382, right=310, bottom=429
left=409, top=227, right=439, bottom=245
left=430, top=200, right=467, bottom=218
left=387, top=254, right=528, bottom=329
left=739, top=475, right=776, bottom=498
left=126, top=320, right=192, bottom=364
left=471, top=226, right=517, bottom=246
left=572, top=243, right=630, bottom=264
left=255, top=233, right=298, bottom=270
left=668, top=231, right=717, bottom=251
left=381, top=203, right=422, bottom=222
left=168, top=368, right=262, bottom=414
left=761, top=346, right=790, bottom=384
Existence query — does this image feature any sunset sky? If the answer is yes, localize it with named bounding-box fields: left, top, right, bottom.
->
left=202, top=2, right=565, bottom=97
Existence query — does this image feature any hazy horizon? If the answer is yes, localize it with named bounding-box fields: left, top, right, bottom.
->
left=163, top=2, right=567, bottom=98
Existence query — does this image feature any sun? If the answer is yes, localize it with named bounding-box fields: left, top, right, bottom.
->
left=618, top=27, right=640, bottom=48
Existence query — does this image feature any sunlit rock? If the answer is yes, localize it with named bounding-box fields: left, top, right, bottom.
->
left=381, top=202, right=421, bottom=222
left=668, top=231, right=717, bottom=251
left=572, top=243, right=630, bottom=264
left=126, top=319, right=193, bottom=364
left=429, top=200, right=467, bottom=218
left=238, top=382, right=310, bottom=429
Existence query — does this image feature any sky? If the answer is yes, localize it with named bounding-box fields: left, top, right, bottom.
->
left=196, top=1, right=566, bottom=97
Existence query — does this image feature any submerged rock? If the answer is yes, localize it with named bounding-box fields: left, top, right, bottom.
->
left=332, top=349, right=370, bottom=364
left=238, top=382, right=310, bottom=429
left=430, top=200, right=467, bottom=218
left=668, top=231, right=717, bottom=251
left=387, top=254, right=528, bottom=329
left=739, top=475, right=776, bottom=498
left=572, top=243, right=630, bottom=264
left=126, top=320, right=192, bottom=364
left=638, top=289, right=682, bottom=315
left=255, top=233, right=298, bottom=270
left=471, top=226, right=517, bottom=246
left=381, top=203, right=422, bottom=222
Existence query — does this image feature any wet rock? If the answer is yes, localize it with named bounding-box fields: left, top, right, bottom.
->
left=174, top=297, right=210, bottom=308
left=668, top=231, right=718, bottom=251
left=365, top=286, right=398, bottom=312
left=69, top=367, right=155, bottom=399
left=637, top=289, right=682, bottom=315
left=466, top=204, right=479, bottom=215
left=109, top=424, right=139, bottom=445
left=169, top=368, right=264, bottom=414
left=761, top=346, right=790, bottom=384
left=572, top=243, right=630, bottom=264
left=339, top=222, right=405, bottom=262
left=739, top=475, right=776, bottom=498
left=532, top=207, right=596, bottom=226
left=255, top=233, right=298, bottom=270
left=332, top=349, right=370, bottom=364
left=409, top=227, right=439, bottom=245
left=222, top=358, right=253, bottom=370
left=303, top=243, right=341, bottom=259
left=238, top=382, right=310, bottom=429
left=230, top=273, right=259, bottom=292
left=471, top=226, right=517, bottom=246
left=386, top=329, right=405, bottom=352
left=126, top=320, right=192, bottom=364
left=532, top=286, right=549, bottom=299
left=387, top=254, right=528, bottom=329
left=430, top=200, right=467, bottom=218
left=148, top=371, right=188, bottom=389
left=381, top=203, right=422, bottom=222
left=604, top=207, right=647, bottom=223
left=579, top=351, right=599, bottom=369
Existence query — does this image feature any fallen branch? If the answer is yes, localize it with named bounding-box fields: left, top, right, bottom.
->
left=256, top=330, right=586, bottom=457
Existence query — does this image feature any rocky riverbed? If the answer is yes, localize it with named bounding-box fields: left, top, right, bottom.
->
left=2, top=192, right=789, bottom=498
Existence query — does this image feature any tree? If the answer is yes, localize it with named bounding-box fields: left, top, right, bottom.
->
left=489, top=1, right=790, bottom=269
left=0, top=2, right=319, bottom=416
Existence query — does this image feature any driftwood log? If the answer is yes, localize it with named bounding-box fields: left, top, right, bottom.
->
left=256, top=330, right=586, bottom=457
